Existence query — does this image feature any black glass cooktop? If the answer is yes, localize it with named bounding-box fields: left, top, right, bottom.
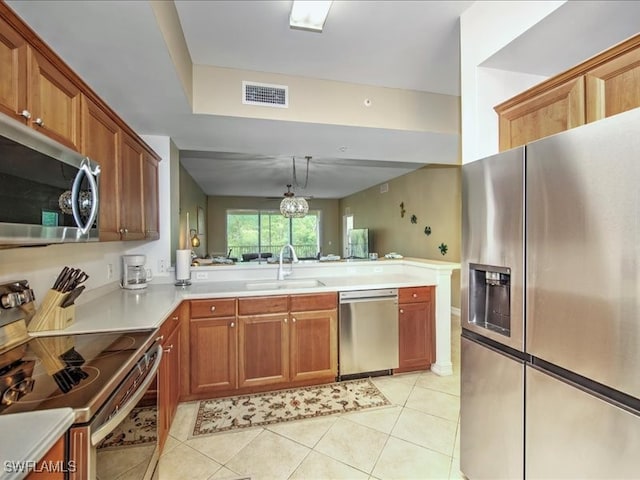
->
left=0, top=330, right=156, bottom=422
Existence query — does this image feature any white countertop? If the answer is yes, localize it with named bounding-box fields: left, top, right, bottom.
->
left=32, top=257, right=459, bottom=336
left=0, top=408, right=75, bottom=480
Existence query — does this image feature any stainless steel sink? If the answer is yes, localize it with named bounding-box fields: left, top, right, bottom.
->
left=245, top=279, right=325, bottom=290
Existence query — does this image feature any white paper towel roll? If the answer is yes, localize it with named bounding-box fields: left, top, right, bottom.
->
left=175, top=249, right=192, bottom=282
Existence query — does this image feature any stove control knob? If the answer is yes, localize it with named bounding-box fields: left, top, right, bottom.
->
left=1, top=288, right=35, bottom=309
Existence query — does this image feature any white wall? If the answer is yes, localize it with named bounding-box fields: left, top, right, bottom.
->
left=460, top=0, right=565, bottom=163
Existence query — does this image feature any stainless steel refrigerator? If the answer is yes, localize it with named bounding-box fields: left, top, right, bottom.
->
left=461, top=107, right=640, bottom=479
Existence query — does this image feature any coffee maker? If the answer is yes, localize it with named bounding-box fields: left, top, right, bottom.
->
left=121, top=255, right=151, bottom=290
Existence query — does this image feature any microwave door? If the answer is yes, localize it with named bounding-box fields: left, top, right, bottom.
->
left=0, top=115, right=100, bottom=245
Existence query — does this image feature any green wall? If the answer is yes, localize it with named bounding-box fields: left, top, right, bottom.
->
left=339, top=165, right=461, bottom=308
left=179, top=163, right=208, bottom=258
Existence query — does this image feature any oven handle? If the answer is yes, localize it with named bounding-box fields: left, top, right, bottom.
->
left=90, top=343, right=163, bottom=446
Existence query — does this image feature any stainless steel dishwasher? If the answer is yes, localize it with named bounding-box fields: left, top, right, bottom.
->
left=339, top=289, right=399, bottom=378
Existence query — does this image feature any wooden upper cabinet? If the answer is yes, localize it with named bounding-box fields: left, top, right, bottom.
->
left=81, top=96, right=121, bottom=241
left=0, top=15, right=27, bottom=122
left=119, top=132, right=145, bottom=240
left=495, top=76, right=585, bottom=151
left=495, top=33, right=640, bottom=150
left=0, top=13, right=81, bottom=150
left=585, top=46, right=640, bottom=123
left=28, top=48, right=81, bottom=150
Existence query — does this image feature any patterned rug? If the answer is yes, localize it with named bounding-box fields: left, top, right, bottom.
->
left=192, top=379, right=390, bottom=437
left=96, top=406, right=157, bottom=450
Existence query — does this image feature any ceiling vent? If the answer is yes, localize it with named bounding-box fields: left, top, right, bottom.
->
left=242, top=81, right=288, bottom=108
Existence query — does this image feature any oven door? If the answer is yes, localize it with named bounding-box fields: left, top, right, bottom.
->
left=70, top=341, right=162, bottom=479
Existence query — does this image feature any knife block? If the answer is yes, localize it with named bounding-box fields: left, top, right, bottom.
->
left=28, top=289, right=76, bottom=332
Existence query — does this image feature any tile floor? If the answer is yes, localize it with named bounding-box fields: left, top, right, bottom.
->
left=159, top=315, right=462, bottom=480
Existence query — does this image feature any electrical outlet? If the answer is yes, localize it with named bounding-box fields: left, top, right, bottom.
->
left=195, top=272, right=208, bottom=280
left=107, top=263, right=113, bottom=280
left=159, top=258, right=166, bottom=273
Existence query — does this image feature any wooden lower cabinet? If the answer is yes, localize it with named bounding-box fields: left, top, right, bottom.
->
left=190, top=316, right=237, bottom=394
left=188, top=293, right=338, bottom=399
left=397, top=286, right=435, bottom=373
left=25, top=435, right=65, bottom=479
left=238, top=313, right=290, bottom=388
left=290, top=309, right=337, bottom=382
left=158, top=305, right=184, bottom=452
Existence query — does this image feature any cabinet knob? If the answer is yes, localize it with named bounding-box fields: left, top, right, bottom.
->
left=230, top=322, right=235, bottom=328
left=19, top=110, right=31, bottom=119
left=119, top=228, right=124, bottom=234
left=292, top=317, right=297, bottom=323
left=156, top=335, right=164, bottom=342
left=164, top=344, right=173, bottom=352
left=124, top=228, right=129, bottom=234
left=284, top=318, right=288, bottom=323
left=210, top=306, right=216, bottom=312
left=172, top=316, right=179, bottom=321
left=34, top=118, right=44, bottom=127
left=412, top=293, right=418, bottom=298
left=400, top=309, right=405, bottom=314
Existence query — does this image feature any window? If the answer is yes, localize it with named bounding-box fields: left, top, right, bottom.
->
left=227, top=209, right=320, bottom=261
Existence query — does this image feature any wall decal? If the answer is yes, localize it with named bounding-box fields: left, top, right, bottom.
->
left=438, top=243, right=448, bottom=255
left=410, top=214, right=417, bottom=224
left=424, top=226, right=431, bottom=236
left=399, top=202, right=406, bottom=218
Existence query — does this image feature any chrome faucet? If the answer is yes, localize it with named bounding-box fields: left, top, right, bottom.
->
left=277, top=244, right=299, bottom=280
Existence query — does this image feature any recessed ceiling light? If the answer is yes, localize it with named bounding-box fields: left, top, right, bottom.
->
left=289, top=1, right=333, bottom=32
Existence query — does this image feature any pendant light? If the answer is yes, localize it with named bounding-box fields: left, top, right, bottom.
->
left=280, top=156, right=311, bottom=218
left=280, top=184, right=309, bottom=218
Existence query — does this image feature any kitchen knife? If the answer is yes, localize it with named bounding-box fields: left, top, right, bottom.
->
left=52, top=266, right=69, bottom=291
left=60, top=285, right=85, bottom=308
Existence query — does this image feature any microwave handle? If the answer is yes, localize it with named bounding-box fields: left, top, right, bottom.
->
left=71, top=159, right=100, bottom=235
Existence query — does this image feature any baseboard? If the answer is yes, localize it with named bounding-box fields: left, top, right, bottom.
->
left=451, top=306, right=461, bottom=316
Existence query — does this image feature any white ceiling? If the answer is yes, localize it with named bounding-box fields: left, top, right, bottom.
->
left=6, top=1, right=640, bottom=199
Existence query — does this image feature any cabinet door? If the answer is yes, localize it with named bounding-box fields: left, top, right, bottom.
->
left=158, top=323, right=180, bottom=452
left=81, top=96, right=121, bottom=241
left=238, top=313, right=289, bottom=388
left=496, top=76, right=586, bottom=151
left=0, top=15, right=28, bottom=122
left=290, top=309, right=337, bottom=382
left=26, top=435, right=65, bottom=479
left=119, top=132, right=145, bottom=240
left=397, top=302, right=435, bottom=372
left=190, top=317, right=237, bottom=394
left=586, top=46, right=640, bottom=122
left=142, top=152, right=159, bottom=240
left=28, top=47, right=81, bottom=151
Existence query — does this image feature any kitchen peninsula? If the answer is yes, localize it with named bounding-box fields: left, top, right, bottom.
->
left=36, top=257, right=459, bottom=377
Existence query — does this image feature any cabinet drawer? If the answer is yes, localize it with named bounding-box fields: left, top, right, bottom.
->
left=238, top=296, right=288, bottom=315
left=399, top=286, right=433, bottom=304
left=290, top=292, right=337, bottom=312
left=191, top=298, right=236, bottom=318
left=159, top=304, right=182, bottom=338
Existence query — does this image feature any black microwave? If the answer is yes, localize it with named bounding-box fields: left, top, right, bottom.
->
left=0, top=114, right=100, bottom=247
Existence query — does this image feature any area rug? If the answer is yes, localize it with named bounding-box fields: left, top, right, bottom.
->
left=192, top=379, right=390, bottom=437
left=96, top=406, right=157, bottom=449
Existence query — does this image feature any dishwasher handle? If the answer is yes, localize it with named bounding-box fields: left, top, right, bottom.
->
left=340, top=296, right=398, bottom=305
left=339, top=289, right=398, bottom=303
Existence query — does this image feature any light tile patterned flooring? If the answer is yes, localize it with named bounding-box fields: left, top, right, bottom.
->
left=160, top=315, right=462, bottom=480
